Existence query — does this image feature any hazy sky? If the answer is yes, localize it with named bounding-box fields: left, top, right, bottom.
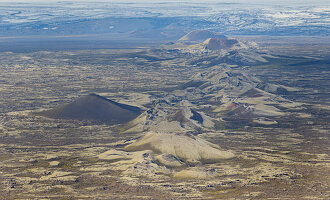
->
left=0, top=0, right=330, bottom=9
left=3, top=0, right=329, bottom=4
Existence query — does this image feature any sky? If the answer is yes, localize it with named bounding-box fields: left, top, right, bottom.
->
left=4, top=1, right=330, bottom=9
left=2, top=0, right=329, bottom=4
left=0, top=0, right=328, bottom=7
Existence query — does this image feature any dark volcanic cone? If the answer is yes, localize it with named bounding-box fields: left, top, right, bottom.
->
left=36, top=93, right=141, bottom=124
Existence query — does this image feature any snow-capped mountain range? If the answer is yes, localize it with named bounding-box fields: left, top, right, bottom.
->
left=0, top=0, right=329, bottom=38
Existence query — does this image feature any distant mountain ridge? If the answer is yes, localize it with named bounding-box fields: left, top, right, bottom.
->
left=179, top=30, right=227, bottom=42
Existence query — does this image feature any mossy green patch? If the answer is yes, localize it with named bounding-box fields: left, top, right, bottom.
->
left=202, top=186, right=249, bottom=199
left=30, top=159, right=50, bottom=168
left=57, top=157, right=79, bottom=170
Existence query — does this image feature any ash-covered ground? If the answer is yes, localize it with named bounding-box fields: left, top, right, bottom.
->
left=0, top=36, right=329, bottom=199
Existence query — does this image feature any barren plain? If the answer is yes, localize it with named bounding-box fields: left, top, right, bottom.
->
left=0, top=36, right=329, bottom=199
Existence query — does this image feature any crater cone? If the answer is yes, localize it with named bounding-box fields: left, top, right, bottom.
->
left=36, top=93, right=141, bottom=124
